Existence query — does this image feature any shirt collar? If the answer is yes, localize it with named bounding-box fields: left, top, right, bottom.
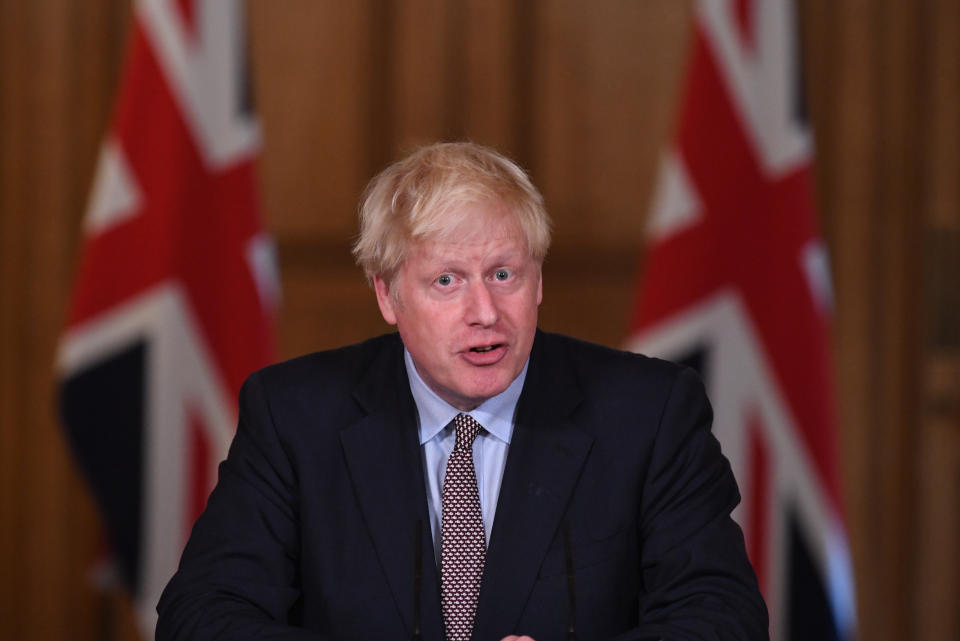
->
left=404, top=348, right=527, bottom=446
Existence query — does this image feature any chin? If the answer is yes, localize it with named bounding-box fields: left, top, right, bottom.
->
left=465, top=378, right=512, bottom=403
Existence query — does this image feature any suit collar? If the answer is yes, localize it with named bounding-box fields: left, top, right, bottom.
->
left=342, top=334, right=445, bottom=641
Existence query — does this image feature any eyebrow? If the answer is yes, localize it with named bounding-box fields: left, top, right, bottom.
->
left=426, top=255, right=526, bottom=276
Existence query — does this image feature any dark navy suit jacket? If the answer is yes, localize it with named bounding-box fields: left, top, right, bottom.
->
left=157, top=331, right=768, bottom=641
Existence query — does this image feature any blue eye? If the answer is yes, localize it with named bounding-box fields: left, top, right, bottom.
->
left=494, top=269, right=511, bottom=281
left=437, top=274, right=453, bottom=286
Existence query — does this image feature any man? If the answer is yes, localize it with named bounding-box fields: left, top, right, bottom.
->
left=157, top=142, right=768, bottom=640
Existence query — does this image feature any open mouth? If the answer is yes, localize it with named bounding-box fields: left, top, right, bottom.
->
left=469, top=344, right=501, bottom=353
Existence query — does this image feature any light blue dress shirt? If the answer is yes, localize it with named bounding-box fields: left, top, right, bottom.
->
left=404, top=349, right=527, bottom=563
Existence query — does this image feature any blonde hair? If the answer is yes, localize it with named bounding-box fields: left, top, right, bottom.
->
left=352, top=141, right=552, bottom=283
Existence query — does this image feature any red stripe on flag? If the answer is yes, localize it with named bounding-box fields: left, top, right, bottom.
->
left=176, top=0, right=197, bottom=37
left=734, top=0, right=755, bottom=51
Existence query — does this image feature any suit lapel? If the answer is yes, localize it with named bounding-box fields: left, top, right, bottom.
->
left=339, top=338, right=444, bottom=641
left=472, top=332, right=593, bottom=640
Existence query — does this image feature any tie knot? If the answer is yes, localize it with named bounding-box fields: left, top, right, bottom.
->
left=453, top=413, right=483, bottom=451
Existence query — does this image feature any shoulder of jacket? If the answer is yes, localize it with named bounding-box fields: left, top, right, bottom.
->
left=537, top=330, right=684, bottom=379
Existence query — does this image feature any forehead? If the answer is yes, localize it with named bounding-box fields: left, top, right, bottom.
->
left=410, top=203, right=529, bottom=260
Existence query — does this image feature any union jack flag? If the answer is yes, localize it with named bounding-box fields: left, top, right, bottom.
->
left=57, top=1, right=278, bottom=637
left=626, top=1, right=856, bottom=639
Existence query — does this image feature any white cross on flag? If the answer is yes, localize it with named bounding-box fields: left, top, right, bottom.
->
left=626, top=1, right=856, bottom=639
left=57, top=1, right=278, bottom=637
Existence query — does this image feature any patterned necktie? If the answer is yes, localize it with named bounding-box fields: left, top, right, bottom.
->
left=440, top=413, right=486, bottom=641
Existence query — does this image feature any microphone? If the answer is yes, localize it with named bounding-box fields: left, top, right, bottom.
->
left=412, top=519, right=423, bottom=641
left=562, top=522, right=578, bottom=641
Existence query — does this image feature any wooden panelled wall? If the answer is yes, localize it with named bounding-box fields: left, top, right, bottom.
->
left=0, top=2, right=957, bottom=640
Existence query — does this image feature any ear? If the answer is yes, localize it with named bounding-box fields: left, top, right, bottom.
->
left=373, top=275, right=398, bottom=325
left=536, top=270, right=543, bottom=306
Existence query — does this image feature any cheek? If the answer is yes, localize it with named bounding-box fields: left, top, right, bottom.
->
left=397, top=304, right=450, bottom=344
left=511, top=289, right=541, bottom=323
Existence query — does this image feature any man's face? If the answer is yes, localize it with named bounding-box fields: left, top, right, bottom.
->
left=373, top=202, right=542, bottom=411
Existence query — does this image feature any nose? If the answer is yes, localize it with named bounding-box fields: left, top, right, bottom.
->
left=464, top=280, right=499, bottom=327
